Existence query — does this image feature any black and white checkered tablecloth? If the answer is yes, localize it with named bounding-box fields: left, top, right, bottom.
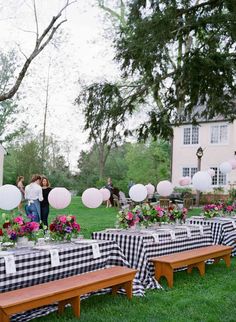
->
left=0, top=240, right=129, bottom=322
left=186, top=217, right=236, bottom=255
left=92, top=225, right=213, bottom=293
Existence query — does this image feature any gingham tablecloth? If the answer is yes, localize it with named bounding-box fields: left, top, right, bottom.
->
left=0, top=240, right=129, bottom=322
left=92, top=225, right=213, bottom=293
left=186, top=217, right=236, bottom=255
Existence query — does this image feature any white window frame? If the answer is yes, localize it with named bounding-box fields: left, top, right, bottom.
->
left=209, top=167, right=227, bottom=186
left=183, top=126, right=199, bottom=145
left=209, top=123, right=228, bottom=145
left=182, top=167, right=198, bottom=179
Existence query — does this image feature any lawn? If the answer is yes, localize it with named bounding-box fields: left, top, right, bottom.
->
left=6, top=198, right=236, bottom=321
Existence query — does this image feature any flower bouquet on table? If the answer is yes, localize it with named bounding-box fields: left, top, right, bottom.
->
left=203, top=204, right=222, bottom=219
left=117, top=203, right=168, bottom=229
left=117, top=209, right=140, bottom=229
left=168, top=206, right=188, bottom=224
left=1, top=213, right=40, bottom=245
left=49, top=215, right=81, bottom=241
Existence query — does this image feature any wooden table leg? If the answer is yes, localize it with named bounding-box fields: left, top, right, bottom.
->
left=124, top=280, right=133, bottom=299
left=223, top=253, right=231, bottom=267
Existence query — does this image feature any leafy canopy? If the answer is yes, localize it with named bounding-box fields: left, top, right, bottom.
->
left=115, top=0, right=236, bottom=139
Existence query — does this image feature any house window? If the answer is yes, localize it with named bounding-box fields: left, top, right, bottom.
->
left=182, top=167, right=198, bottom=178
left=183, top=126, right=199, bottom=145
left=211, top=167, right=226, bottom=186
left=210, top=124, right=228, bottom=144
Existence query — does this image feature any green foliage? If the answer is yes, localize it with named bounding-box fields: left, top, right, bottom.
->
left=3, top=136, right=78, bottom=189
left=76, top=140, right=170, bottom=194
left=115, top=0, right=236, bottom=139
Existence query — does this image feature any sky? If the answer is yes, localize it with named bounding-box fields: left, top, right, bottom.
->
left=0, top=0, right=123, bottom=171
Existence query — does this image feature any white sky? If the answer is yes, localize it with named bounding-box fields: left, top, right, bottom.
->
left=0, top=0, right=123, bottom=170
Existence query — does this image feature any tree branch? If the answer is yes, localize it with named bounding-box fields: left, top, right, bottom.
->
left=0, top=0, right=76, bottom=102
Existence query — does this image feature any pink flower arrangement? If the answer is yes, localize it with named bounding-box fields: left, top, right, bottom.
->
left=49, top=215, right=81, bottom=241
left=1, top=214, right=40, bottom=243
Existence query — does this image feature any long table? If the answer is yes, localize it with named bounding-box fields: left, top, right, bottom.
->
left=92, top=224, right=213, bottom=293
left=0, top=240, right=129, bottom=322
left=186, top=216, right=236, bottom=255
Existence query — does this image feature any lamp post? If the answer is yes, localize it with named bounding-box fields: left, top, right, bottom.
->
left=195, top=147, right=203, bottom=207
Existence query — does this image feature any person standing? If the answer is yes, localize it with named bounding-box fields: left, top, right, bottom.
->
left=25, top=174, right=43, bottom=222
left=40, top=176, right=51, bottom=227
left=105, top=177, right=114, bottom=207
left=16, top=176, right=25, bottom=212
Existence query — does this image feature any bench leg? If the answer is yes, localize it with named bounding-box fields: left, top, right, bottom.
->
left=123, top=280, right=133, bottom=299
left=155, top=263, right=174, bottom=288
left=214, top=257, right=221, bottom=264
left=222, top=254, right=231, bottom=268
left=112, top=284, right=120, bottom=296
left=0, top=310, right=9, bottom=322
left=58, top=296, right=80, bottom=318
left=188, top=262, right=205, bottom=276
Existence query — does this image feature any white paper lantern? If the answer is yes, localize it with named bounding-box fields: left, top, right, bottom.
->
left=228, top=159, right=236, bottom=170
left=207, top=169, right=215, bottom=177
left=156, top=180, right=173, bottom=197
left=145, top=184, right=155, bottom=195
left=100, top=188, right=111, bottom=201
left=129, top=184, right=147, bottom=202
left=82, top=188, right=103, bottom=208
left=219, top=161, right=232, bottom=174
left=179, top=177, right=191, bottom=186
left=48, top=187, right=71, bottom=209
left=0, top=184, right=22, bottom=210
left=192, top=171, right=212, bottom=192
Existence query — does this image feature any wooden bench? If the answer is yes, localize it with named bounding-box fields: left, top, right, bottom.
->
left=0, top=266, right=137, bottom=322
left=151, top=245, right=233, bottom=288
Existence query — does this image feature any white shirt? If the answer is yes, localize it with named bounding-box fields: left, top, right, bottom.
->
left=25, top=182, right=43, bottom=201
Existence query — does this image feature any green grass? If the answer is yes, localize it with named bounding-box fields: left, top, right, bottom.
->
left=6, top=198, right=236, bottom=322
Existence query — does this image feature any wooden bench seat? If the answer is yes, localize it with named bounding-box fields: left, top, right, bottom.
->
left=0, top=266, right=137, bottom=322
left=151, top=245, right=233, bottom=288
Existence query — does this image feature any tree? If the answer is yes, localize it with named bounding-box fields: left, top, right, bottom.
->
left=115, top=0, right=236, bottom=139
left=125, top=140, right=170, bottom=184
left=0, top=50, right=26, bottom=142
left=76, top=82, right=141, bottom=180
left=0, top=0, right=76, bottom=102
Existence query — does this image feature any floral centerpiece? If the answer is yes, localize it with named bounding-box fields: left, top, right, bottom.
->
left=117, top=203, right=168, bottom=229
left=49, top=215, right=80, bottom=241
left=1, top=213, right=40, bottom=244
left=203, top=204, right=221, bottom=218
left=168, top=207, right=188, bottom=223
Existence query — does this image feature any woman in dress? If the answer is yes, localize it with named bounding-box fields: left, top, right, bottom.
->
left=40, top=176, right=51, bottom=227
left=16, top=176, right=25, bottom=212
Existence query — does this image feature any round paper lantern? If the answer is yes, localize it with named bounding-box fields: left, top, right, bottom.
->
left=0, top=184, right=22, bottom=210
left=82, top=188, right=103, bottom=208
left=100, top=188, right=111, bottom=201
left=219, top=161, right=232, bottom=174
left=129, top=184, right=147, bottom=202
left=207, top=169, right=215, bottom=177
left=156, top=180, right=173, bottom=197
left=48, top=187, right=71, bottom=209
left=145, top=183, right=155, bottom=195
left=192, top=171, right=212, bottom=192
left=179, top=177, right=191, bottom=186
left=228, top=159, right=236, bottom=170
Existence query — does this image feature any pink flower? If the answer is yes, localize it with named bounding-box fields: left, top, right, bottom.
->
left=14, top=216, right=24, bottom=225
left=28, top=222, right=40, bottom=232
left=72, top=223, right=80, bottom=231
left=157, top=211, right=163, bottom=217
left=154, top=205, right=162, bottom=212
left=59, top=215, right=67, bottom=223
left=125, top=212, right=133, bottom=220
